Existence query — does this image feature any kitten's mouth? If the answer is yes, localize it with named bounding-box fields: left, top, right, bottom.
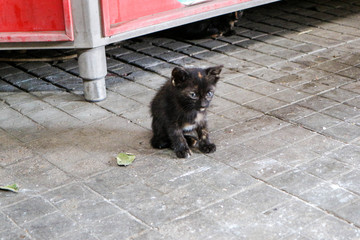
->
left=199, top=108, right=206, bottom=112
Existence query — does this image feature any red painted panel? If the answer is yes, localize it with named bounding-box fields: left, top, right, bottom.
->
left=108, top=0, right=183, bottom=25
left=0, top=0, right=65, bottom=31
left=101, top=0, right=251, bottom=37
left=0, top=0, right=73, bottom=42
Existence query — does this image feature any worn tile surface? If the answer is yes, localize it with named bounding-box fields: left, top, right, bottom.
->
left=1, top=0, right=360, bottom=239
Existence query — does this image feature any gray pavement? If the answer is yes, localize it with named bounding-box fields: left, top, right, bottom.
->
left=1, top=0, right=360, bottom=239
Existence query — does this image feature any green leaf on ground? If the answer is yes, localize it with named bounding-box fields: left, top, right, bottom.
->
left=0, top=184, right=19, bottom=193
left=116, top=153, right=135, bottom=166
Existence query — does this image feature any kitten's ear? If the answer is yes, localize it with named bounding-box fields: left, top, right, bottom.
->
left=205, top=65, right=223, bottom=84
left=171, top=67, right=189, bottom=87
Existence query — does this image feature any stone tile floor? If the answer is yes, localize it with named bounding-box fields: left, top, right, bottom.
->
left=1, top=0, right=360, bottom=239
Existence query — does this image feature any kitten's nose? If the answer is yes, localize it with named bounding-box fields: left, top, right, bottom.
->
left=200, top=100, right=208, bottom=108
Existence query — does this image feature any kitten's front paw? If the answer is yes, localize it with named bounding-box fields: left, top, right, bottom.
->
left=199, top=143, right=216, bottom=153
left=175, top=148, right=192, bottom=158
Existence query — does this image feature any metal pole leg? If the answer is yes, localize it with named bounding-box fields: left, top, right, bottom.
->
left=77, top=46, right=107, bottom=102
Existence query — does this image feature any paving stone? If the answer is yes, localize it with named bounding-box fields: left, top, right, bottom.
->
left=264, top=198, right=325, bottom=232
left=164, top=180, right=226, bottom=211
left=245, top=81, right=288, bottom=95
left=235, top=39, right=262, bottom=49
left=179, top=45, right=208, bottom=56
left=267, top=168, right=325, bottom=196
left=292, top=42, right=324, bottom=53
left=106, top=57, right=126, bottom=70
left=300, top=216, right=360, bottom=240
left=322, top=122, right=360, bottom=143
left=320, top=88, right=359, bottom=103
left=0, top=229, right=32, bottom=240
left=2, top=72, right=37, bottom=85
left=337, top=53, right=360, bottom=66
left=225, top=74, right=265, bottom=89
left=267, top=145, right=321, bottom=167
left=132, top=56, right=165, bottom=69
left=298, top=96, right=339, bottom=111
left=248, top=68, right=288, bottom=82
left=210, top=143, right=261, bottom=167
left=109, top=63, right=140, bottom=77
left=48, top=187, right=122, bottom=225
left=115, top=52, right=148, bottom=63
left=231, top=49, right=266, bottom=61
left=334, top=200, right=360, bottom=227
left=3, top=156, right=72, bottom=193
left=54, top=59, right=78, bottom=71
left=140, top=46, right=171, bottom=56
left=241, top=155, right=292, bottom=181
left=271, top=61, right=308, bottom=74
left=327, top=144, right=360, bottom=166
left=214, top=82, right=242, bottom=97
left=3, top=196, right=56, bottom=225
left=321, top=103, right=360, bottom=121
left=294, top=81, right=335, bottom=95
left=243, top=96, right=288, bottom=113
left=55, top=230, right=98, bottom=240
left=161, top=41, right=191, bottom=50
left=271, top=124, right=316, bottom=144
left=302, top=134, right=346, bottom=154
left=273, top=48, right=304, bottom=59
left=199, top=198, right=292, bottom=239
left=156, top=51, right=188, bottom=63
left=282, top=233, right=311, bottom=240
left=104, top=182, right=189, bottom=227
left=143, top=37, right=173, bottom=46
left=170, top=56, right=205, bottom=66
left=226, top=58, right=263, bottom=74
left=216, top=105, right=262, bottom=123
left=26, top=106, right=71, bottom=125
left=159, top=210, right=238, bottom=240
left=197, top=40, right=228, bottom=50
left=22, top=211, right=78, bottom=239
left=0, top=107, right=23, bottom=121
left=132, top=230, right=174, bottom=240
left=0, top=80, right=20, bottom=92
left=270, top=88, right=311, bottom=103
left=0, top=114, right=49, bottom=143
left=233, top=183, right=292, bottom=212
left=0, top=66, right=25, bottom=77
left=222, top=88, right=263, bottom=104
left=298, top=156, right=353, bottom=181
left=217, top=35, right=248, bottom=44
left=270, top=104, right=315, bottom=121
left=0, top=211, right=17, bottom=233
left=335, top=170, right=360, bottom=196
left=341, top=81, right=360, bottom=94
left=299, top=183, right=359, bottom=212
left=133, top=72, right=168, bottom=90
left=27, top=65, right=64, bottom=78
left=126, top=42, right=153, bottom=51
left=202, top=165, right=260, bottom=195
left=1, top=91, right=38, bottom=106
left=1, top=1, right=360, bottom=239
left=144, top=62, right=176, bottom=76
left=337, top=66, right=360, bottom=80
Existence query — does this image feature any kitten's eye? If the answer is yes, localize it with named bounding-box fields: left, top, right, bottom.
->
left=189, top=92, right=198, bottom=99
left=207, top=91, right=214, bottom=98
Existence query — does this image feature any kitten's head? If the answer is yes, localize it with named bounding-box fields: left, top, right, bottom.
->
left=171, top=65, right=223, bottom=112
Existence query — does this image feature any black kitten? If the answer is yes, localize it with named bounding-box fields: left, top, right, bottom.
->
left=150, top=65, right=223, bottom=158
left=164, top=11, right=243, bottom=39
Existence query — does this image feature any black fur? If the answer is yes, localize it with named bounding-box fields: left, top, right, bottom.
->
left=150, top=65, right=223, bottom=158
left=163, top=11, right=243, bottom=39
